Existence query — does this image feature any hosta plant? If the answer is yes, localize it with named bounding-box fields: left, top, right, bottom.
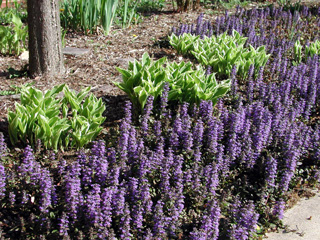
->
left=114, top=52, right=167, bottom=111
left=63, top=86, right=106, bottom=148
left=114, top=52, right=231, bottom=111
left=169, top=33, right=200, bottom=55
left=166, top=61, right=231, bottom=105
left=8, top=84, right=105, bottom=151
left=170, top=30, right=270, bottom=78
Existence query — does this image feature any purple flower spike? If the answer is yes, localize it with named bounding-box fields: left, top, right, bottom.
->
left=39, top=169, right=53, bottom=213
left=153, top=200, right=167, bottom=238
left=86, top=184, right=101, bottom=225
left=141, top=96, right=154, bottom=137
left=265, top=156, right=277, bottom=188
left=273, top=199, right=285, bottom=219
left=0, top=163, right=5, bottom=200
left=120, top=203, right=132, bottom=240
left=59, top=212, right=69, bottom=237
left=20, top=145, right=35, bottom=178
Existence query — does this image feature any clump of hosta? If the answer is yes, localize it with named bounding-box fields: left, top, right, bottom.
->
left=114, top=52, right=167, bottom=112
left=169, top=33, right=200, bottom=55
left=166, top=61, right=230, bottom=105
left=8, top=84, right=105, bottom=150
left=114, top=52, right=231, bottom=112
left=169, top=30, right=270, bottom=78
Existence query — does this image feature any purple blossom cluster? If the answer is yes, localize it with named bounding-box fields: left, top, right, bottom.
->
left=228, top=199, right=259, bottom=240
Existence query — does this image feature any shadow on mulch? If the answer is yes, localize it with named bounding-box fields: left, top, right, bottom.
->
left=0, top=71, right=8, bottom=78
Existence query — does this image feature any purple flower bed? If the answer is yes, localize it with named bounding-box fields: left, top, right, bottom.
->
left=0, top=4, right=320, bottom=240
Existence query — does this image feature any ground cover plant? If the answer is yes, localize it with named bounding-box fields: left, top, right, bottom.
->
left=0, top=1, right=320, bottom=240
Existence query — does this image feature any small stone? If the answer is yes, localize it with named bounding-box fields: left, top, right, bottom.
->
left=62, top=47, right=90, bottom=56
left=19, top=51, right=29, bottom=60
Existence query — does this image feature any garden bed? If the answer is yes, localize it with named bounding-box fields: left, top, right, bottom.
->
left=0, top=0, right=320, bottom=239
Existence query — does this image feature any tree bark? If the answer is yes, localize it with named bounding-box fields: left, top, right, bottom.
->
left=27, top=0, right=64, bottom=77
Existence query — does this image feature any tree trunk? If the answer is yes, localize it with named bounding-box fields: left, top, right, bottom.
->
left=27, top=0, right=64, bottom=77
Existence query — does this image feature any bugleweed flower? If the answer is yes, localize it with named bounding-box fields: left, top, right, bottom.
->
left=85, top=184, right=101, bottom=225
left=204, top=163, right=219, bottom=196
left=91, top=141, right=108, bottom=184
left=160, top=83, right=169, bottom=117
left=112, top=186, right=126, bottom=216
left=193, top=119, right=204, bottom=148
left=159, top=149, right=173, bottom=194
left=59, top=212, right=69, bottom=237
left=20, top=145, right=35, bottom=178
left=141, top=96, right=154, bottom=137
left=0, top=163, right=5, bottom=200
left=120, top=203, right=132, bottom=240
left=140, top=179, right=153, bottom=214
left=265, top=156, right=277, bottom=188
left=189, top=228, right=207, bottom=240
left=100, top=187, right=114, bottom=229
left=9, top=191, right=15, bottom=206
left=170, top=115, right=182, bottom=148
left=199, top=100, right=213, bottom=123
left=180, top=103, right=193, bottom=152
left=64, top=169, right=82, bottom=220
left=39, top=169, right=53, bottom=213
left=57, top=158, right=66, bottom=177
left=199, top=199, right=220, bottom=240
left=118, top=101, right=132, bottom=164
left=128, top=127, right=138, bottom=161
left=228, top=199, right=259, bottom=240
left=272, top=199, right=285, bottom=219
left=97, top=187, right=115, bottom=239
left=153, top=200, right=167, bottom=238
left=153, top=120, right=162, bottom=141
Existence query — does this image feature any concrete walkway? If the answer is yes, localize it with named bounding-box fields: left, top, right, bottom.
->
left=264, top=190, right=320, bottom=240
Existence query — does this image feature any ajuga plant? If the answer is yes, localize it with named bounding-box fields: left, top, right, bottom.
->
left=114, top=52, right=231, bottom=112
left=169, top=29, right=270, bottom=78
left=0, top=69, right=319, bottom=238
left=7, top=84, right=105, bottom=150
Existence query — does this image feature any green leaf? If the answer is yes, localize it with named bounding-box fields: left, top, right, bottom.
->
left=116, top=67, right=132, bottom=80
left=45, top=84, right=65, bottom=98
left=76, top=86, right=91, bottom=102
left=134, top=86, right=148, bottom=110
left=8, top=115, right=19, bottom=144
left=39, top=114, right=52, bottom=138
